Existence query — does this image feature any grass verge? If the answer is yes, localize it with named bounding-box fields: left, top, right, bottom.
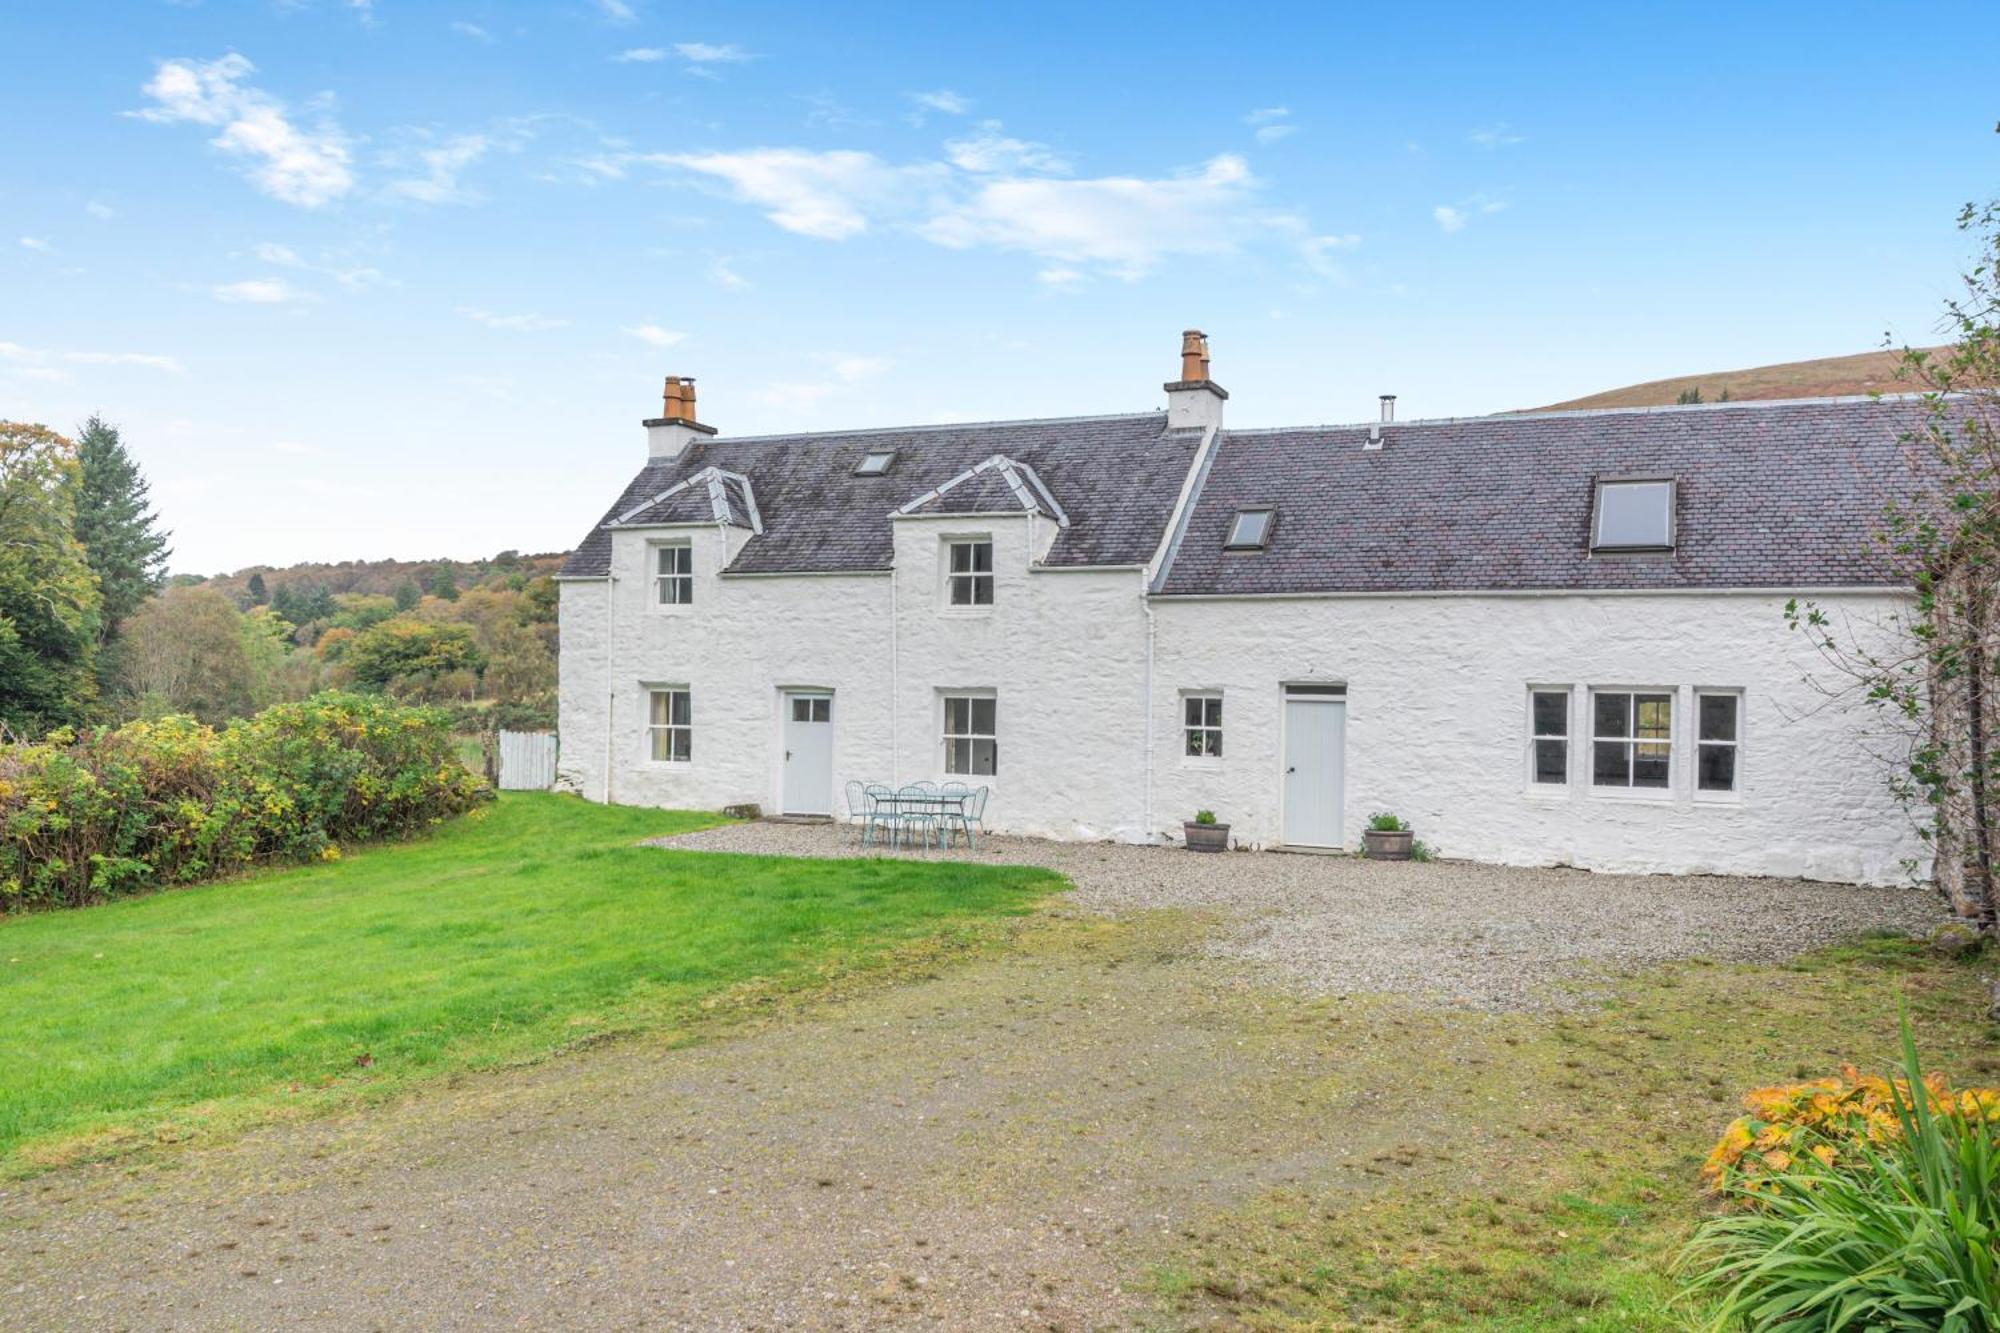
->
left=0, top=792, right=1060, bottom=1175
left=1145, top=931, right=1998, bottom=1330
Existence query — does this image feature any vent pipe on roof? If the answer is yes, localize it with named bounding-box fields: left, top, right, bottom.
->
left=645, top=373, right=718, bottom=460
left=1380, top=394, right=1396, bottom=424
left=1366, top=394, right=1395, bottom=450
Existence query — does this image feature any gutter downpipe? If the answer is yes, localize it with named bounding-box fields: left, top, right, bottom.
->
left=1142, top=575, right=1156, bottom=843
left=603, top=571, right=616, bottom=805
left=888, top=547, right=899, bottom=787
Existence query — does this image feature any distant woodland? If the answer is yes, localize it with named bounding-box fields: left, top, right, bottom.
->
left=0, top=416, right=561, bottom=739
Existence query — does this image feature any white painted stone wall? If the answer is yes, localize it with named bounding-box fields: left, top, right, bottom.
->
left=1146, top=591, right=1926, bottom=885
left=557, top=512, right=1153, bottom=839
left=558, top=518, right=1925, bottom=883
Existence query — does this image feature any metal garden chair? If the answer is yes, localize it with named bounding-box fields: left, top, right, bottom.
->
left=842, top=780, right=870, bottom=833
left=944, top=785, right=989, bottom=849
left=860, top=784, right=902, bottom=848
left=897, top=783, right=943, bottom=850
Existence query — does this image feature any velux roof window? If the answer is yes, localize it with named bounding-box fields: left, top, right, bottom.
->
left=1225, top=508, right=1275, bottom=551
left=854, top=449, right=897, bottom=476
left=1592, top=479, right=1675, bottom=552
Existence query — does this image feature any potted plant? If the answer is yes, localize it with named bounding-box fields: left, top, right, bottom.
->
left=1362, top=812, right=1415, bottom=860
left=1184, top=809, right=1230, bottom=852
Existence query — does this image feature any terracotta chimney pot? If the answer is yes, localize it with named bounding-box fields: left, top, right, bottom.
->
left=1179, top=329, right=1211, bottom=383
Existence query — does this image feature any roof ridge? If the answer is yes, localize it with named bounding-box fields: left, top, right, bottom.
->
left=1220, top=392, right=1938, bottom=437
left=695, top=409, right=1163, bottom=447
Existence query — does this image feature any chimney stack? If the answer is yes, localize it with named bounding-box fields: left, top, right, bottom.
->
left=646, top=373, right=717, bottom=459
left=1164, top=328, right=1227, bottom=431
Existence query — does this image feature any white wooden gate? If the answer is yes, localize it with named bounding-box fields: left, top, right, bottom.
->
left=497, top=730, right=558, bottom=791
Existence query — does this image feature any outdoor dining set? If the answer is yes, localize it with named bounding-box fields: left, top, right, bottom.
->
left=843, top=781, right=992, bottom=850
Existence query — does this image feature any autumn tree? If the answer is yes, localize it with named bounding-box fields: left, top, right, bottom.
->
left=0, top=421, right=100, bottom=734
left=113, top=585, right=258, bottom=724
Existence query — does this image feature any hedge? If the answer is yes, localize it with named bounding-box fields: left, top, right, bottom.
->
left=0, top=692, right=491, bottom=912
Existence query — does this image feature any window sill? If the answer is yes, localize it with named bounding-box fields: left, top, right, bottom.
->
left=939, top=606, right=996, bottom=619
left=1692, top=791, right=1744, bottom=807
left=1586, top=786, right=1675, bottom=804
left=1180, top=757, right=1225, bottom=771
left=643, top=759, right=695, bottom=768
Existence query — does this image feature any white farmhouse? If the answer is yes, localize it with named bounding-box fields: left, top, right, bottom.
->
left=558, top=333, right=1927, bottom=884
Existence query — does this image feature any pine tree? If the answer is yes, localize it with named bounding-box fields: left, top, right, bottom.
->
left=74, top=416, right=170, bottom=645
left=246, top=573, right=268, bottom=605
left=428, top=566, right=460, bottom=602
left=393, top=579, right=421, bottom=612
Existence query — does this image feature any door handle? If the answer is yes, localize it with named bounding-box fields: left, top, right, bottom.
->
left=1286, top=766, right=1296, bottom=774
left=785, top=750, right=792, bottom=761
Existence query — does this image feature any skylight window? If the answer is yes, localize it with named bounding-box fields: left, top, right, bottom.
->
left=1225, top=508, right=1275, bottom=551
left=1592, top=480, right=1675, bottom=551
left=855, top=450, right=897, bottom=476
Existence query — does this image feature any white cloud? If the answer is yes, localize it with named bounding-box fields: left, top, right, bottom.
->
left=19, top=236, right=51, bottom=252
left=944, top=123, right=1069, bottom=175
left=1255, top=124, right=1297, bottom=144
left=827, top=354, right=888, bottom=382
left=457, top=306, right=569, bottom=331
left=272, top=440, right=322, bottom=456
left=213, top=278, right=311, bottom=303
left=1, top=340, right=183, bottom=373
left=135, top=54, right=354, bottom=208
left=64, top=350, right=186, bottom=372
left=622, top=323, right=687, bottom=347
left=613, top=47, right=667, bottom=62
left=1469, top=123, right=1525, bottom=148
left=675, top=42, right=752, bottom=63
left=1243, top=107, right=1296, bottom=145
left=1036, top=265, right=1084, bottom=289
left=1434, top=197, right=1507, bottom=232
left=1244, top=106, right=1290, bottom=124
left=595, top=0, right=637, bottom=22
left=756, top=353, right=891, bottom=412
left=709, top=257, right=749, bottom=289
left=451, top=21, right=495, bottom=42
left=254, top=241, right=303, bottom=265
left=922, top=153, right=1264, bottom=278
left=84, top=201, right=116, bottom=220
left=660, top=148, right=943, bottom=240
left=383, top=133, right=489, bottom=205
left=907, top=89, right=970, bottom=117
left=1300, top=232, right=1360, bottom=277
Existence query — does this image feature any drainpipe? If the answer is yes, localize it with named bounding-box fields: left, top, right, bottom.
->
left=1142, top=571, right=1157, bottom=843
left=603, top=571, right=616, bottom=805
left=888, top=552, right=899, bottom=787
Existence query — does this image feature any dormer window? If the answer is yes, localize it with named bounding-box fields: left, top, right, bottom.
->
left=855, top=450, right=897, bottom=476
left=1592, top=479, right=1676, bottom=552
left=1225, top=508, right=1275, bottom=551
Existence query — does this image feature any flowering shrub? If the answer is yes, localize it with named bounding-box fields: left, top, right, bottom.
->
left=1701, top=1061, right=2000, bottom=1192
left=0, top=692, right=489, bottom=912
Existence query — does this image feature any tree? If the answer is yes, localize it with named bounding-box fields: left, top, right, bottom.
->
left=114, top=585, right=258, bottom=724
left=73, top=416, right=170, bottom=657
left=246, top=572, right=268, bottom=606
left=427, top=565, right=460, bottom=602
left=1787, top=193, right=2000, bottom=934
left=0, top=421, right=100, bottom=734
left=345, top=617, right=483, bottom=697
left=392, top=579, right=421, bottom=612
left=1676, top=387, right=1705, bottom=405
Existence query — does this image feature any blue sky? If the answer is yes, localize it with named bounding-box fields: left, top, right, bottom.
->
left=3, top=1, right=1995, bottom=574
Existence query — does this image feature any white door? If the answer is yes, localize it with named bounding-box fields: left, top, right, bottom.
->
left=1282, top=695, right=1346, bottom=847
left=782, top=693, right=834, bottom=816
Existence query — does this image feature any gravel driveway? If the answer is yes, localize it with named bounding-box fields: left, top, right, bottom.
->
left=658, top=822, right=1948, bottom=1010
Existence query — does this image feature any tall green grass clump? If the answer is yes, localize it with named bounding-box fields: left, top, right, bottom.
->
left=1683, top=1017, right=2000, bottom=1331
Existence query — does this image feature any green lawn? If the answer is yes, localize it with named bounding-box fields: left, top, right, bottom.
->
left=0, top=793, right=1059, bottom=1172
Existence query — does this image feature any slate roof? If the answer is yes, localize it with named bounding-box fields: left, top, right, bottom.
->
left=1155, top=397, right=1930, bottom=596
left=560, top=413, right=1202, bottom=578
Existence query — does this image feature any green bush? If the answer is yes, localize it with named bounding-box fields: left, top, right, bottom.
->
left=1680, top=1019, right=2000, bottom=1331
left=0, top=692, right=490, bottom=912
left=1366, top=812, right=1409, bottom=833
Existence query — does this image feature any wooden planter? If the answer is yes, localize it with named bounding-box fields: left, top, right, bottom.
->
left=1363, top=828, right=1413, bottom=860
left=1183, top=821, right=1231, bottom=853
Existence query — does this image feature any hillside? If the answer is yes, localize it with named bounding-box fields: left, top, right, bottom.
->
left=188, top=551, right=568, bottom=602
left=1530, top=347, right=1940, bottom=412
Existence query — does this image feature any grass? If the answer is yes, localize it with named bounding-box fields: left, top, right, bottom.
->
left=0, top=792, right=1060, bottom=1174
left=1530, top=346, right=1941, bottom=412
left=1146, top=931, right=1999, bottom=1330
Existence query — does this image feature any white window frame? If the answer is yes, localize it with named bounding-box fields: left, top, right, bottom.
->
left=1225, top=508, right=1275, bottom=551
left=1527, top=686, right=1571, bottom=792
left=651, top=540, right=693, bottom=608
left=854, top=449, right=897, bottom=476
left=1588, top=687, right=1675, bottom=797
left=646, top=686, right=692, bottom=764
left=1182, top=691, right=1224, bottom=761
left=1694, top=688, right=1743, bottom=801
left=941, top=692, right=997, bottom=777
left=945, top=537, right=994, bottom=609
